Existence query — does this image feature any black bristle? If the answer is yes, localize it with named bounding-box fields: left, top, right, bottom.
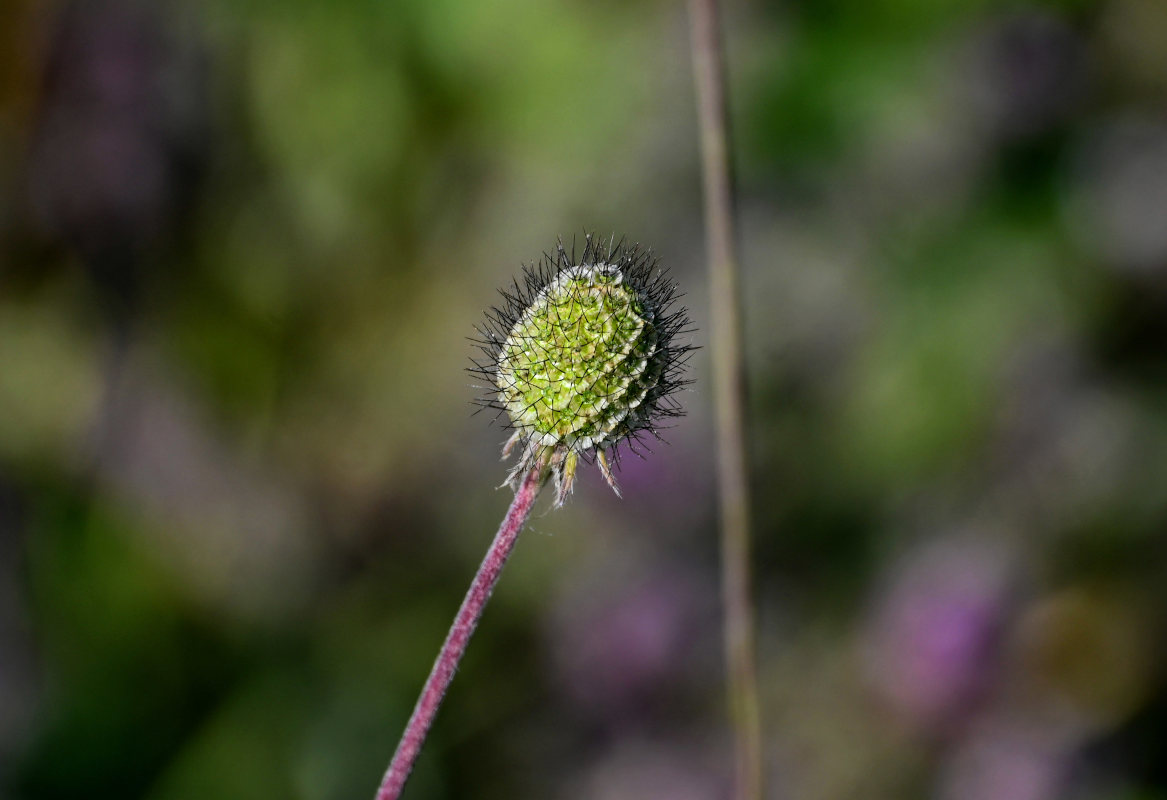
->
left=469, top=232, right=697, bottom=467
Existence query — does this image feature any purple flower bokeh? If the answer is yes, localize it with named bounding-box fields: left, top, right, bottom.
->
left=547, top=561, right=714, bottom=724
left=863, top=537, right=1014, bottom=735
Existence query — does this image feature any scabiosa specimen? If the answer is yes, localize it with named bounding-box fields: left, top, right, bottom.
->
left=375, top=235, right=693, bottom=800
left=472, top=233, right=694, bottom=505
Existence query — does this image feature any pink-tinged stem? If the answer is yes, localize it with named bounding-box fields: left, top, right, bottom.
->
left=375, top=466, right=545, bottom=800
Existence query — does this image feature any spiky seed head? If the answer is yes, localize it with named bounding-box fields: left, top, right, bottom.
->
left=496, top=265, right=658, bottom=449
left=471, top=234, right=694, bottom=506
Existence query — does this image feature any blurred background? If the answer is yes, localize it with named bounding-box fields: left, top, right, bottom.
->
left=1, top=0, right=1166, bottom=798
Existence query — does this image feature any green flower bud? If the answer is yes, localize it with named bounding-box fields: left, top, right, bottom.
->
left=472, top=235, right=694, bottom=506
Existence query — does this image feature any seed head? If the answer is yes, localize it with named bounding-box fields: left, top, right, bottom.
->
left=471, top=234, right=695, bottom=506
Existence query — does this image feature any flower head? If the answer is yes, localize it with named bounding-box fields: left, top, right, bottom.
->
left=472, top=234, right=694, bottom=505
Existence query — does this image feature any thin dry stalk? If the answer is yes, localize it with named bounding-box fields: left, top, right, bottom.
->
left=687, top=1, right=763, bottom=797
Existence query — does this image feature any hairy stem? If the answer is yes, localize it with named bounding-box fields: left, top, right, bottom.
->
left=375, top=466, right=545, bottom=800
left=687, top=1, right=763, bottom=798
